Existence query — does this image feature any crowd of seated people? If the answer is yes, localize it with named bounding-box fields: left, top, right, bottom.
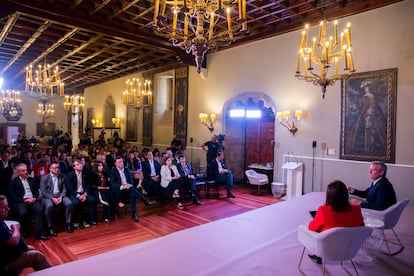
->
left=0, top=131, right=204, bottom=240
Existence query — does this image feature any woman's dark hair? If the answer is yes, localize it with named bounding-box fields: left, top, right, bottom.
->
left=91, top=160, right=103, bottom=175
left=325, top=180, right=351, bottom=212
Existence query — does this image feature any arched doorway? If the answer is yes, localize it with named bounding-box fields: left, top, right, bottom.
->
left=223, top=92, right=276, bottom=182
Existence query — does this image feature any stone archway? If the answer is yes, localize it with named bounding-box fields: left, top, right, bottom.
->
left=222, top=92, right=276, bottom=182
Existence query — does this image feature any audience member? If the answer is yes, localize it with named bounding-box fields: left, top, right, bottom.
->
left=176, top=154, right=201, bottom=205
left=110, top=157, right=155, bottom=222
left=161, top=156, right=184, bottom=209
left=348, top=161, right=396, bottom=210
left=208, top=152, right=235, bottom=198
left=170, top=134, right=183, bottom=156
left=90, top=161, right=115, bottom=222
left=308, top=180, right=364, bottom=264
left=66, top=159, right=98, bottom=228
left=8, top=164, right=48, bottom=240
left=105, top=146, right=118, bottom=169
left=58, top=152, right=72, bottom=175
left=142, top=151, right=162, bottom=200
left=0, top=150, right=13, bottom=197
left=40, top=162, right=74, bottom=235
left=0, top=195, right=52, bottom=275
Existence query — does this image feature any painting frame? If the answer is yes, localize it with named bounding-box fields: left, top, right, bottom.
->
left=126, top=105, right=138, bottom=141
left=340, top=68, right=397, bottom=163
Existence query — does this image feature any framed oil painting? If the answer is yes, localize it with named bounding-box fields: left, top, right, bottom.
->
left=340, top=68, right=397, bottom=163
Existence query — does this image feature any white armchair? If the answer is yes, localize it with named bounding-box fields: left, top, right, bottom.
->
left=245, top=169, right=269, bottom=195
left=362, top=199, right=410, bottom=255
left=297, top=225, right=372, bottom=275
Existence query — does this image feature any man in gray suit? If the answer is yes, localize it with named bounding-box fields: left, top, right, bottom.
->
left=40, top=161, right=73, bottom=236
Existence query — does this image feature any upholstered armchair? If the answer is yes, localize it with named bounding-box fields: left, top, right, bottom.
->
left=245, top=169, right=269, bottom=195
left=297, top=225, right=372, bottom=275
left=362, top=199, right=410, bottom=255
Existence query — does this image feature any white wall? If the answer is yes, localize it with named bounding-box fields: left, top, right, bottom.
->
left=84, top=1, right=414, bottom=203
left=187, top=1, right=414, bottom=203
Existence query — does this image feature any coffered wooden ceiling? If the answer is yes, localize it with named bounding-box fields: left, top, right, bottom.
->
left=0, top=0, right=400, bottom=92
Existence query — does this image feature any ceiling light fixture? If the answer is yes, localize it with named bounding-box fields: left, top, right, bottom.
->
left=25, top=59, right=64, bottom=97
left=295, top=19, right=355, bottom=98
left=122, top=77, right=152, bottom=109
left=153, top=0, right=248, bottom=74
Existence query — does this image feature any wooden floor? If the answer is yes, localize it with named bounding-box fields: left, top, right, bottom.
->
left=24, top=184, right=281, bottom=269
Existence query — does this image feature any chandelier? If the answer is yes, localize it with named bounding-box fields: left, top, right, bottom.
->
left=0, top=89, right=21, bottom=117
left=153, top=0, right=248, bottom=74
left=25, top=61, right=64, bottom=97
left=295, top=19, right=355, bottom=98
left=64, top=95, right=85, bottom=114
left=37, top=99, right=55, bottom=121
left=122, top=77, right=152, bottom=108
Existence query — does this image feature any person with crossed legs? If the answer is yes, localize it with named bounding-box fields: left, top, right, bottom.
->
left=110, top=157, right=155, bottom=222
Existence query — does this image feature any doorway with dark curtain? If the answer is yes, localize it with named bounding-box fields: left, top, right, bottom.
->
left=223, top=92, right=276, bottom=183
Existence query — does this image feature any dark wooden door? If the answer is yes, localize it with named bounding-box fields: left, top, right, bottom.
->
left=244, top=119, right=274, bottom=168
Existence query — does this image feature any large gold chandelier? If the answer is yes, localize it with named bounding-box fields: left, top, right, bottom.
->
left=25, top=61, right=64, bottom=97
left=0, top=89, right=21, bottom=117
left=295, top=19, right=355, bottom=98
left=64, top=94, right=85, bottom=114
left=153, top=0, right=247, bottom=74
left=37, top=99, right=55, bottom=121
left=123, top=77, right=153, bottom=108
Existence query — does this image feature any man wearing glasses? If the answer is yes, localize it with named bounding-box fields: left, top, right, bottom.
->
left=40, top=161, right=74, bottom=236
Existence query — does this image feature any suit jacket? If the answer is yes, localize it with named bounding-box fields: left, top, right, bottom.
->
left=8, top=176, right=39, bottom=204
left=352, top=177, right=397, bottom=210
left=208, top=159, right=227, bottom=180
left=66, top=170, right=91, bottom=198
left=0, top=162, right=13, bottom=196
left=40, top=173, right=68, bottom=199
left=142, top=159, right=161, bottom=179
left=109, top=167, right=133, bottom=201
left=176, top=162, right=193, bottom=177
left=308, top=205, right=364, bottom=232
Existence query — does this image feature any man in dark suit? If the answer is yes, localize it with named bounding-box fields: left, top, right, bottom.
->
left=105, top=146, right=118, bottom=169
left=348, top=161, right=397, bottom=210
left=0, top=150, right=14, bottom=197
left=8, top=163, right=48, bottom=240
left=176, top=154, right=201, bottom=205
left=110, top=157, right=155, bottom=222
left=208, top=152, right=235, bottom=198
left=142, top=151, right=162, bottom=200
left=66, top=158, right=97, bottom=229
left=40, top=161, right=74, bottom=235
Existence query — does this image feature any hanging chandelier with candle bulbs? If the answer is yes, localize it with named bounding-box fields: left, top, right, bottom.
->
left=37, top=99, right=55, bottom=121
left=25, top=60, right=64, bottom=97
left=122, top=77, right=153, bottom=109
left=0, top=89, right=22, bottom=118
left=153, top=0, right=248, bottom=74
left=64, top=94, right=85, bottom=114
left=295, top=19, right=355, bottom=98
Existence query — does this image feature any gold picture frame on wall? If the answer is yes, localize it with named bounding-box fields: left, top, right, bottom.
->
left=340, top=68, right=397, bottom=163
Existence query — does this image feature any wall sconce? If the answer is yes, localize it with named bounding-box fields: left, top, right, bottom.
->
left=199, top=113, right=216, bottom=133
left=112, top=117, right=121, bottom=128
left=277, top=110, right=303, bottom=135
left=91, top=118, right=102, bottom=128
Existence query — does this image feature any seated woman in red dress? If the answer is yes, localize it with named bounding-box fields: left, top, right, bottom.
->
left=308, top=180, right=364, bottom=263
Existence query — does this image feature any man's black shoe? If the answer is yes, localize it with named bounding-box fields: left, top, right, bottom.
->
left=78, top=222, right=85, bottom=229
left=227, top=193, right=236, bottom=198
left=67, top=224, right=74, bottom=233
left=132, top=214, right=140, bottom=222
left=88, top=220, right=97, bottom=226
left=35, top=234, right=49, bottom=241
left=144, top=200, right=156, bottom=206
left=48, top=228, right=57, bottom=237
left=192, top=198, right=201, bottom=205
